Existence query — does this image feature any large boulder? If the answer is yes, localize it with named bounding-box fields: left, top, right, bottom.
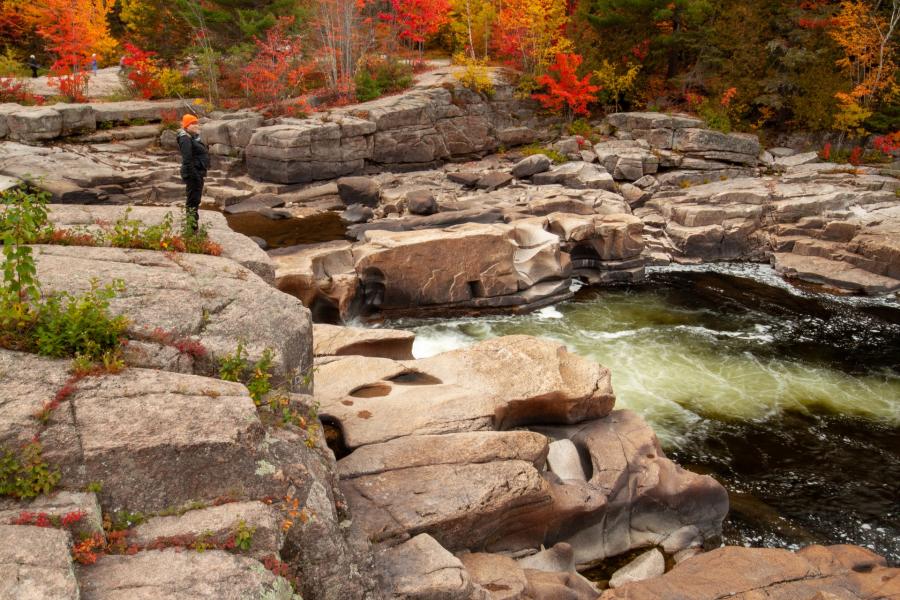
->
left=31, top=245, right=312, bottom=384
left=599, top=544, right=899, bottom=599
left=672, top=128, right=760, bottom=163
left=0, top=142, right=135, bottom=203
left=512, top=154, right=552, bottom=179
left=0, top=525, right=78, bottom=600
left=338, top=176, right=381, bottom=207
left=532, top=161, right=617, bottom=191
left=352, top=224, right=520, bottom=310
left=540, top=410, right=729, bottom=566
left=317, top=336, right=615, bottom=448
left=377, top=534, right=489, bottom=599
left=6, top=107, right=63, bottom=142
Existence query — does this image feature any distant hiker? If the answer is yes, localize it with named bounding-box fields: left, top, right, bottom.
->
left=177, top=114, right=209, bottom=232
left=119, top=55, right=126, bottom=74
left=91, top=54, right=98, bottom=75
left=28, top=55, right=38, bottom=78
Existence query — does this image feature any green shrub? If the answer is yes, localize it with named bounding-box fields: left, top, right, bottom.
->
left=33, top=280, right=128, bottom=361
left=521, top=143, right=567, bottom=164
left=0, top=442, right=60, bottom=500
left=354, top=68, right=381, bottom=103
left=354, top=57, right=413, bottom=102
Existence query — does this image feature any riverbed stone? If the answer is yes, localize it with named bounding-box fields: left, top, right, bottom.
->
left=269, top=240, right=359, bottom=321
left=338, top=176, right=381, bottom=207
left=599, top=545, right=899, bottom=600
left=78, top=549, right=297, bottom=600
left=378, top=534, right=487, bottom=599
left=512, top=154, right=552, bottom=179
left=532, top=161, right=616, bottom=191
left=313, top=323, right=415, bottom=360
left=546, top=439, right=587, bottom=481
left=608, top=548, right=666, bottom=588
left=541, top=410, right=729, bottom=566
left=337, top=431, right=549, bottom=479
left=405, top=188, right=438, bottom=215
left=0, top=525, right=78, bottom=600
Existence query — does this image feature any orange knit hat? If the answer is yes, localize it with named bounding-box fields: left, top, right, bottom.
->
left=181, top=114, right=199, bottom=129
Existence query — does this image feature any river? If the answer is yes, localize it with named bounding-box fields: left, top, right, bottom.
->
left=387, top=265, right=900, bottom=564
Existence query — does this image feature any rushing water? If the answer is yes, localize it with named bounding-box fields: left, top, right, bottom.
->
left=388, top=265, right=900, bottom=564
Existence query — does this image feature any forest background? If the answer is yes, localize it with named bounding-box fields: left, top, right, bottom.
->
left=0, top=0, right=897, bottom=144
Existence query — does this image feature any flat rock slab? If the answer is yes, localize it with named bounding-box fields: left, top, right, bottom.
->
left=56, top=368, right=267, bottom=511
left=315, top=336, right=615, bottom=448
left=773, top=252, right=900, bottom=294
left=0, top=524, right=78, bottom=600
left=313, top=323, right=415, bottom=360
left=599, top=545, right=899, bottom=599
left=46, top=205, right=275, bottom=284
left=0, top=142, right=134, bottom=202
left=343, top=458, right=550, bottom=549
left=337, top=431, right=548, bottom=478
left=130, top=501, right=283, bottom=559
left=32, top=245, right=311, bottom=384
left=78, top=549, right=297, bottom=600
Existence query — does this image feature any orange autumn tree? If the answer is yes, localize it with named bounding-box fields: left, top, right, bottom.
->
left=494, top=0, right=571, bottom=76
left=829, top=0, right=900, bottom=133
left=18, top=0, right=116, bottom=101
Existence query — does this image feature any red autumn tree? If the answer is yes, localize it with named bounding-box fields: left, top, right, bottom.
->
left=241, top=17, right=311, bottom=113
left=121, top=43, right=161, bottom=99
left=381, top=0, right=451, bottom=49
left=532, top=52, right=598, bottom=119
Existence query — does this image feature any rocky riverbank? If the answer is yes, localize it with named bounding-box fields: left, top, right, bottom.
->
left=1, top=72, right=898, bottom=599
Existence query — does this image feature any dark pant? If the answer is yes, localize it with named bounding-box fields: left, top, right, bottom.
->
left=185, top=177, right=204, bottom=231
left=30, top=67, right=38, bottom=78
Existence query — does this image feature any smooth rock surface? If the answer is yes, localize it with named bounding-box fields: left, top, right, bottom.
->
left=0, top=525, right=78, bottom=600
left=608, top=548, right=666, bottom=588
left=600, top=544, right=899, bottom=599
left=78, top=549, right=297, bottom=600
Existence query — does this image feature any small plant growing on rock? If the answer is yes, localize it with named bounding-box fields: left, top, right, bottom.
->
left=219, top=343, right=274, bottom=404
left=232, top=519, right=256, bottom=551
left=0, top=442, right=61, bottom=500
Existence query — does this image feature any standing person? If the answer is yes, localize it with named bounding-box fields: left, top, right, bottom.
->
left=91, top=54, right=98, bottom=76
left=28, top=55, right=39, bottom=78
left=177, top=114, right=209, bottom=232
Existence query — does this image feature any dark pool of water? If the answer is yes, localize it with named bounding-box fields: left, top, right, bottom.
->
left=223, top=210, right=347, bottom=248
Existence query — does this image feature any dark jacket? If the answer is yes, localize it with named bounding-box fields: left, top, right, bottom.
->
left=177, top=129, right=210, bottom=181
